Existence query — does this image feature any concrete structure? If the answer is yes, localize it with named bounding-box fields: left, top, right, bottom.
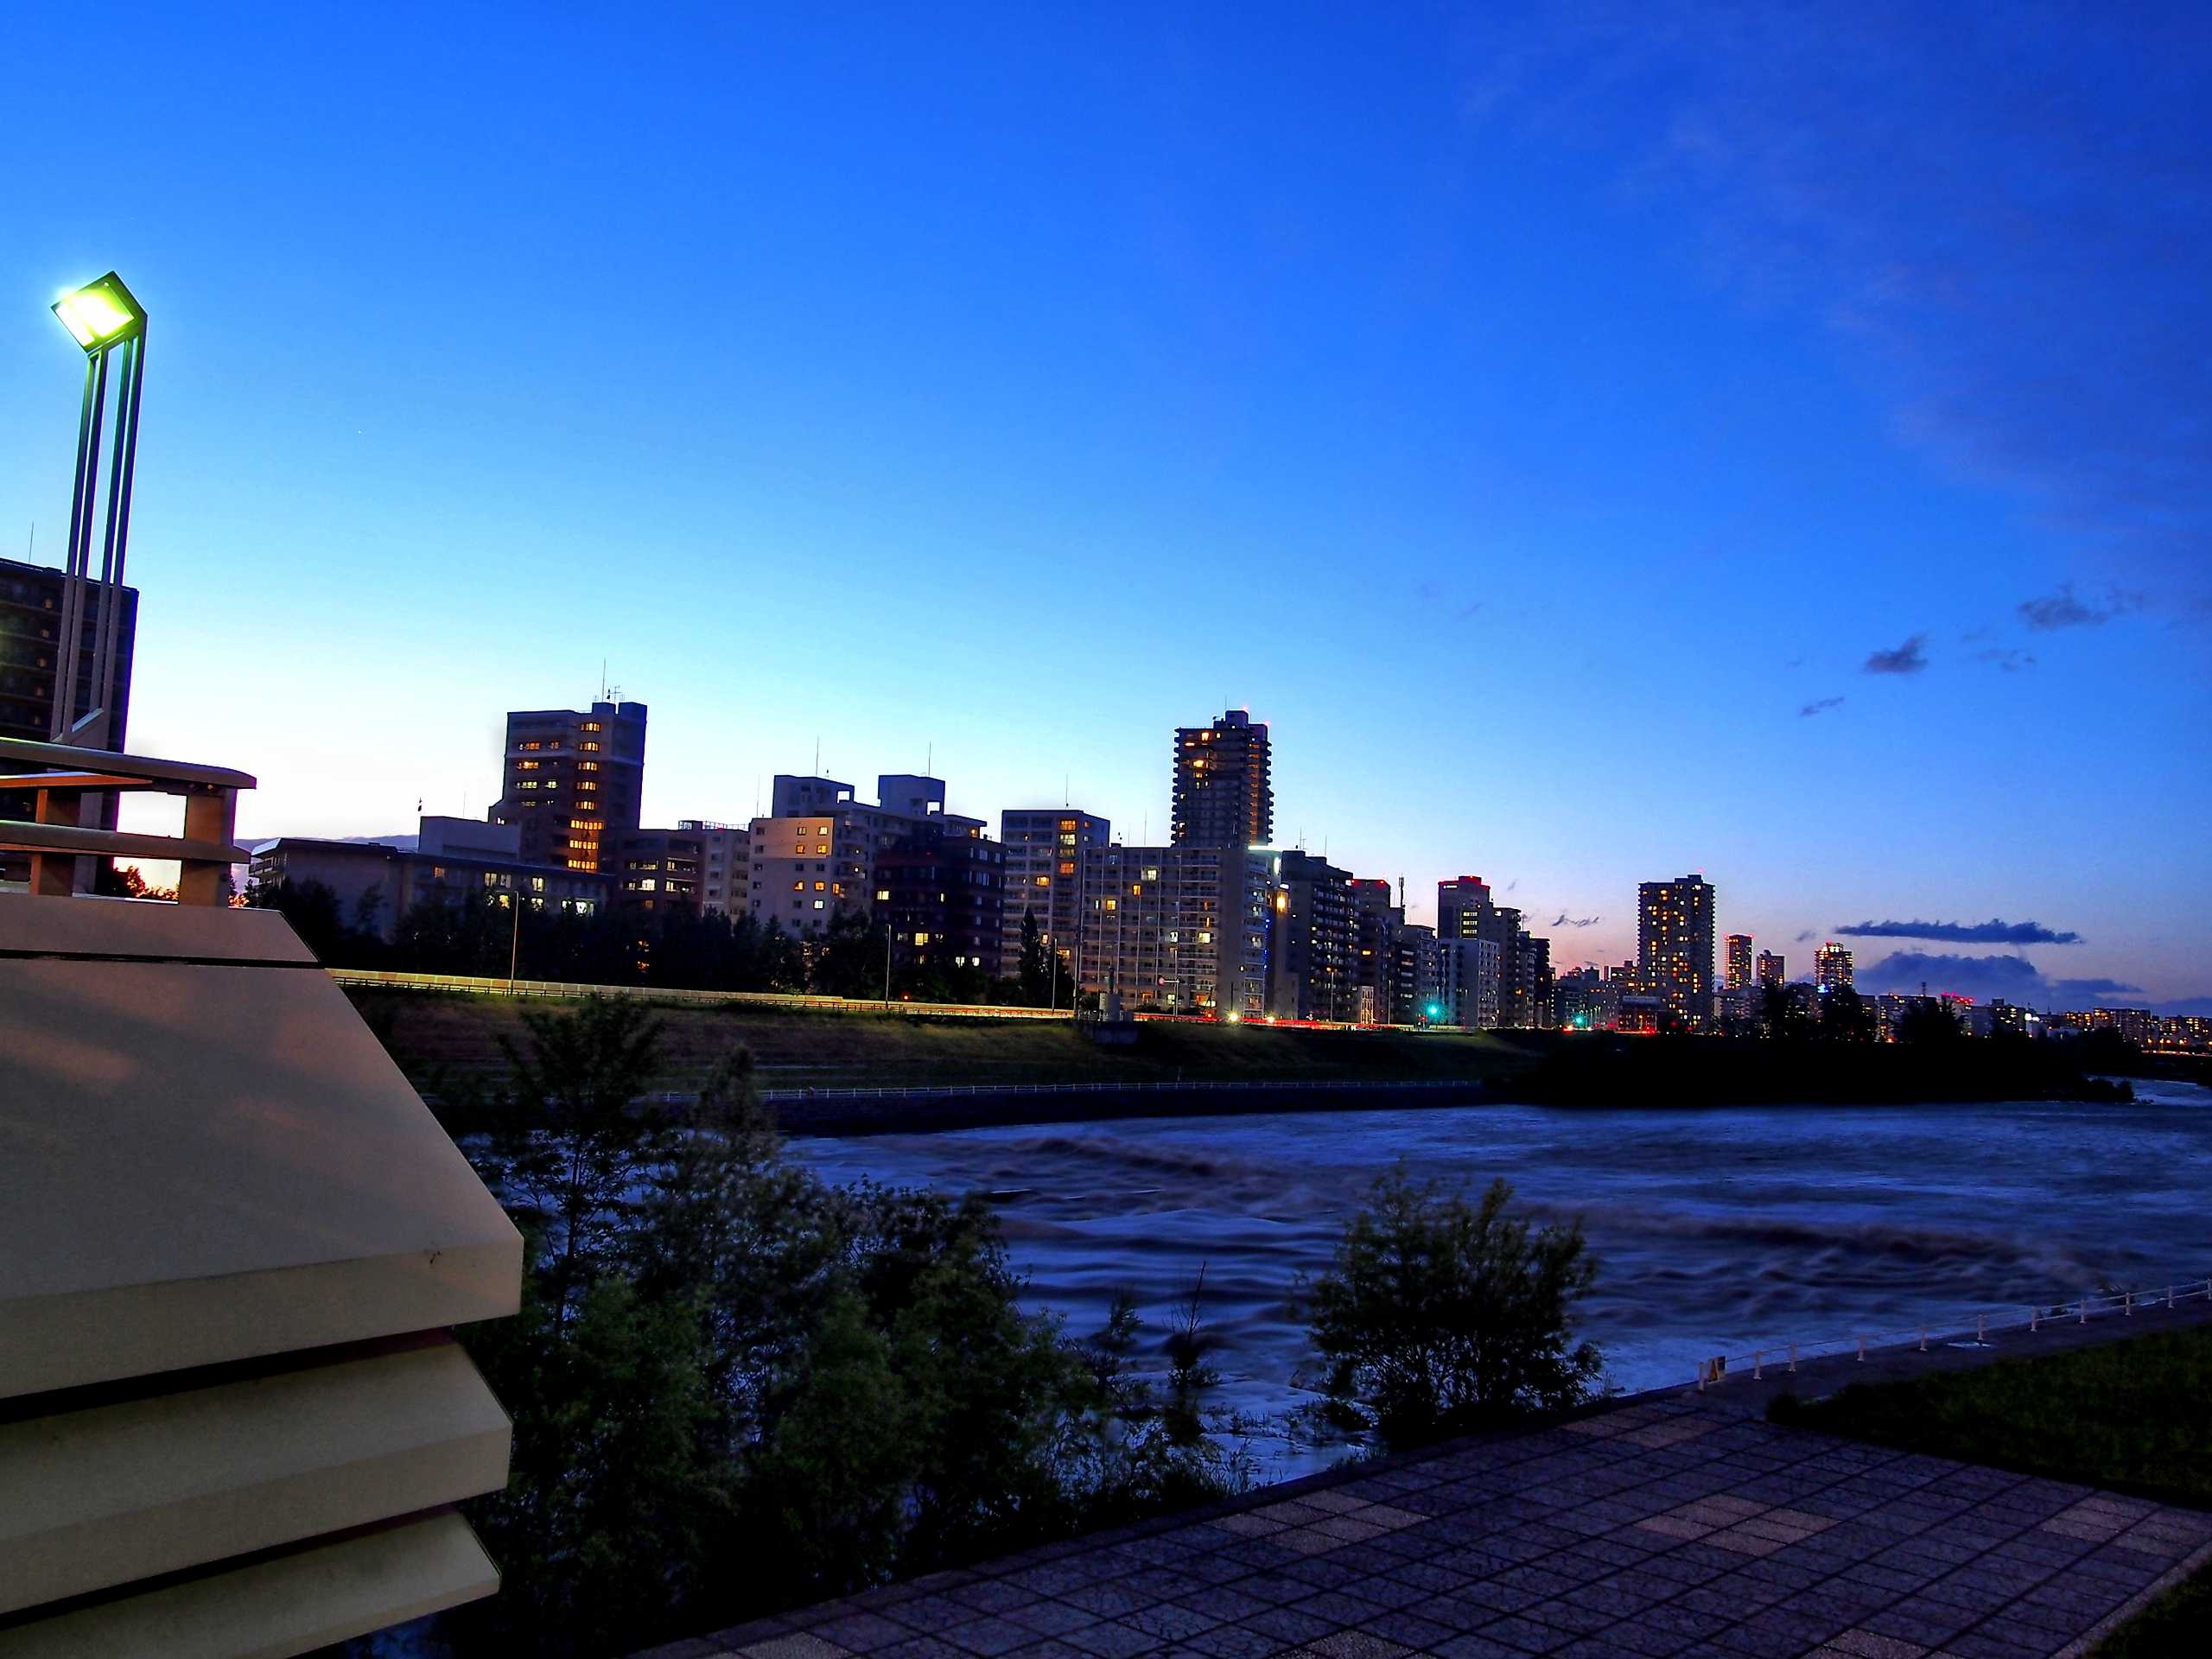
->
left=1075, top=842, right=1272, bottom=1017
left=874, top=825, right=1007, bottom=980
left=1, top=738, right=520, bottom=1653
left=1171, top=709, right=1271, bottom=848
left=1268, top=849, right=1357, bottom=1021
left=1435, top=874, right=1492, bottom=942
left=1757, top=948, right=1785, bottom=988
left=997, top=807, right=1110, bottom=979
left=679, top=819, right=750, bottom=915
left=1638, top=873, right=1717, bottom=1028
left=249, top=814, right=610, bottom=942
left=491, top=699, right=647, bottom=876
left=1815, top=939, right=1855, bottom=994
left=1725, top=931, right=1752, bottom=990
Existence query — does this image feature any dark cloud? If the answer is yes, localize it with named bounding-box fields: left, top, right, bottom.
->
left=1798, top=696, right=1845, bottom=717
left=1836, top=918, right=2082, bottom=945
left=1551, top=912, right=1601, bottom=928
left=2147, top=995, right=2212, bottom=1017
left=1857, top=950, right=2044, bottom=1000
left=1793, top=930, right=1817, bottom=943
left=1859, top=952, right=2151, bottom=1011
left=1459, top=10, right=2212, bottom=601
left=2018, top=582, right=2147, bottom=631
left=2049, top=977, right=2144, bottom=999
left=1864, top=633, right=1930, bottom=675
left=1973, top=646, right=2034, bottom=671
left=1452, top=601, right=1485, bottom=620
left=1784, top=656, right=1805, bottom=669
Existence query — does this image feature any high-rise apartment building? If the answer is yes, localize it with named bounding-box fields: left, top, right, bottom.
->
left=1349, top=878, right=1401, bottom=1025
left=1815, top=941, right=1855, bottom=994
left=1637, top=874, right=1716, bottom=1028
left=1268, top=850, right=1358, bottom=1021
left=1391, top=925, right=1440, bottom=1025
left=1757, top=950, right=1785, bottom=988
left=1726, top=933, right=1753, bottom=991
left=747, top=772, right=988, bottom=937
left=1436, top=876, right=1493, bottom=942
left=875, top=826, right=1006, bottom=980
left=1, top=556, right=138, bottom=748
left=677, top=820, right=750, bottom=915
left=998, top=808, right=1111, bottom=977
left=1171, top=709, right=1272, bottom=848
left=1437, top=934, right=1503, bottom=1029
left=1075, top=842, right=1272, bottom=1017
left=492, top=701, right=647, bottom=876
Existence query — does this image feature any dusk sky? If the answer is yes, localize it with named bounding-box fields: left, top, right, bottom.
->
left=3, top=3, right=2206, bottom=1009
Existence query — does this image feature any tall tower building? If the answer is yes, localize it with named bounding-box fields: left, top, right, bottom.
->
left=491, top=700, right=648, bottom=876
left=1726, top=933, right=1753, bottom=991
left=1757, top=950, right=1785, bottom=988
left=1815, top=942, right=1855, bottom=994
left=1436, top=876, right=1493, bottom=940
left=1172, top=709, right=1272, bottom=848
left=1637, top=874, right=1716, bottom=1028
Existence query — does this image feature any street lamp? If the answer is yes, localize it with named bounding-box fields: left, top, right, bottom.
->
left=49, top=270, right=149, bottom=753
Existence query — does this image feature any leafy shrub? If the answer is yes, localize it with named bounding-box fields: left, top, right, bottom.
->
left=1306, top=1169, right=1603, bottom=1448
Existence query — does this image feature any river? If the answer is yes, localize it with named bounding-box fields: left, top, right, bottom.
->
left=790, top=1082, right=2211, bottom=1481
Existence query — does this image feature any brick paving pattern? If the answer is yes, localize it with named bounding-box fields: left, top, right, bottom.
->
left=644, top=1395, right=2212, bottom=1659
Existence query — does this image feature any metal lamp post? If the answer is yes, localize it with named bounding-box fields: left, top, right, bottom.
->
left=49, top=271, right=148, bottom=753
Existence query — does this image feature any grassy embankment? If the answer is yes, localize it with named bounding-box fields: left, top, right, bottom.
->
left=353, top=988, right=2132, bottom=1112
left=1770, top=1326, right=2212, bottom=1656
left=348, top=987, right=1535, bottom=1096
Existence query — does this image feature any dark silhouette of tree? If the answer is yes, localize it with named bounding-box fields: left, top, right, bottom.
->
left=1820, top=985, right=1877, bottom=1043
left=1896, top=996, right=1963, bottom=1046
left=1018, top=907, right=1051, bottom=1007
left=1761, top=981, right=1815, bottom=1042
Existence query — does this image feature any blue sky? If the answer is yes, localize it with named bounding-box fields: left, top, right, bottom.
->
left=3, top=3, right=2206, bottom=1009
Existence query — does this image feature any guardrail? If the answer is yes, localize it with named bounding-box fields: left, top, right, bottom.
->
left=0, top=734, right=253, bottom=906
left=671, top=1078, right=1478, bottom=1103
left=1688, top=1276, right=2212, bottom=1389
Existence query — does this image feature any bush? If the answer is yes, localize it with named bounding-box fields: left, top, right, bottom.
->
left=1307, top=1170, right=1603, bottom=1448
left=445, top=997, right=1245, bottom=1656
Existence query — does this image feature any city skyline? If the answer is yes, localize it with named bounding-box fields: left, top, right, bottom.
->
left=2, top=6, right=2205, bottom=1010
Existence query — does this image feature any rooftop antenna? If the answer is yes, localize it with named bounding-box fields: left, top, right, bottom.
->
left=1064, top=772, right=1070, bottom=808
left=1396, top=875, right=1406, bottom=909
left=24, top=522, right=32, bottom=561
left=814, top=735, right=821, bottom=775
left=926, top=740, right=933, bottom=779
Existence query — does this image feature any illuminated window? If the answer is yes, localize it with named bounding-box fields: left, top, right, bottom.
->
left=792, top=880, right=804, bottom=891
left=531, top=876, right=545, bottom=892
left=1059, top=861, right=1075, bottom=875
left=517, top=760, right=540, bottom=771
left=914, top=931, right=931, bottom=945
left=1034, top=875, right=1050, bottom=887
left=875, top=888, right=891, bottom=901
left=582, top=721, right=602, bottom=732
left=813, top=899, right=826, bottom=910
left=813, top=881, right=826, bottom=892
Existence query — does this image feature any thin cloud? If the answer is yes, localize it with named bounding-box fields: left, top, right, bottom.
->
left=1551, top=912, right=1601, bottom=928
left=1836, top=918, right=2082, bottom=945
left=1864, top=633, right=1929, bottom=675
left=1973, top=646, right=2034, bottom=671
left=1798, top=696, right=1845, bottom=717
left=1458, top=12, right=2212, bottom=601
left=2018, top=582, right=2146, bottom=631
left=2050, top=977, right=2144, bottom=999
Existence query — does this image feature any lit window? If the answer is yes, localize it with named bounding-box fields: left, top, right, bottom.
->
left=914, top=931, right=931, bottom=945
left=814, top=881, right=826, bottom=892
left=814, top=899, right=826, bottom=909
left=876, top=889, right=891, bottom=901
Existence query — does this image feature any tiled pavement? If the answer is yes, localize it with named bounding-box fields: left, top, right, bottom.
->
left=641, top=1395, right=2212, bottom=1659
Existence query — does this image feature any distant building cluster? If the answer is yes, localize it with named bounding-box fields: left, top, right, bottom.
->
left=241, top=692, right=2204, bottom=1044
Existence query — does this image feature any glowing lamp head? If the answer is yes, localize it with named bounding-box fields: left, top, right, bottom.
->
left=53, top=271, right=145, bottom=352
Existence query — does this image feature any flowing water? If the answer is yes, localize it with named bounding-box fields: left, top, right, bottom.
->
left=791, top=1082, right=2212, bottom=1480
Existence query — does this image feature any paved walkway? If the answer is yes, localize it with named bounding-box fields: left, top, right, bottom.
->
left=641, top=1390, right=2212, bottom=1659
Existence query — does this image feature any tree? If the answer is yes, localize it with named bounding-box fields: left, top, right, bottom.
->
left=245, top=874, right=370, bottom=964
left=1761, top=981, right=1815, bottom=1043
left=1820, top=985, right=1876, bottom=1043
left=808, top=906, right=886, bottom=998
left=1018, top=907, right=1051, bottom=1007
left=489, top=995, right=669, bottom=1330
left=1896, top=996, right=1962, bottom=1046
left=1307, top=1170, right=1602, bottom=1448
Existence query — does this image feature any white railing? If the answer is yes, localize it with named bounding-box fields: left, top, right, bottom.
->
left=1688, top=1276, right=2212, bottom=1389
left=639, top=1078, right=1478, bottom=1104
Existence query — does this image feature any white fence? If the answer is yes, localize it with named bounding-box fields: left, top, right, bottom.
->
left=1690, top=1276, right=2212, bottom=1389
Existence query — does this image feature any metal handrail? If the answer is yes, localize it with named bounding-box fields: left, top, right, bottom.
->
left=0, top=735, right=254, bottom=906
left=1689, top=1277, right=2212, bottom=1389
